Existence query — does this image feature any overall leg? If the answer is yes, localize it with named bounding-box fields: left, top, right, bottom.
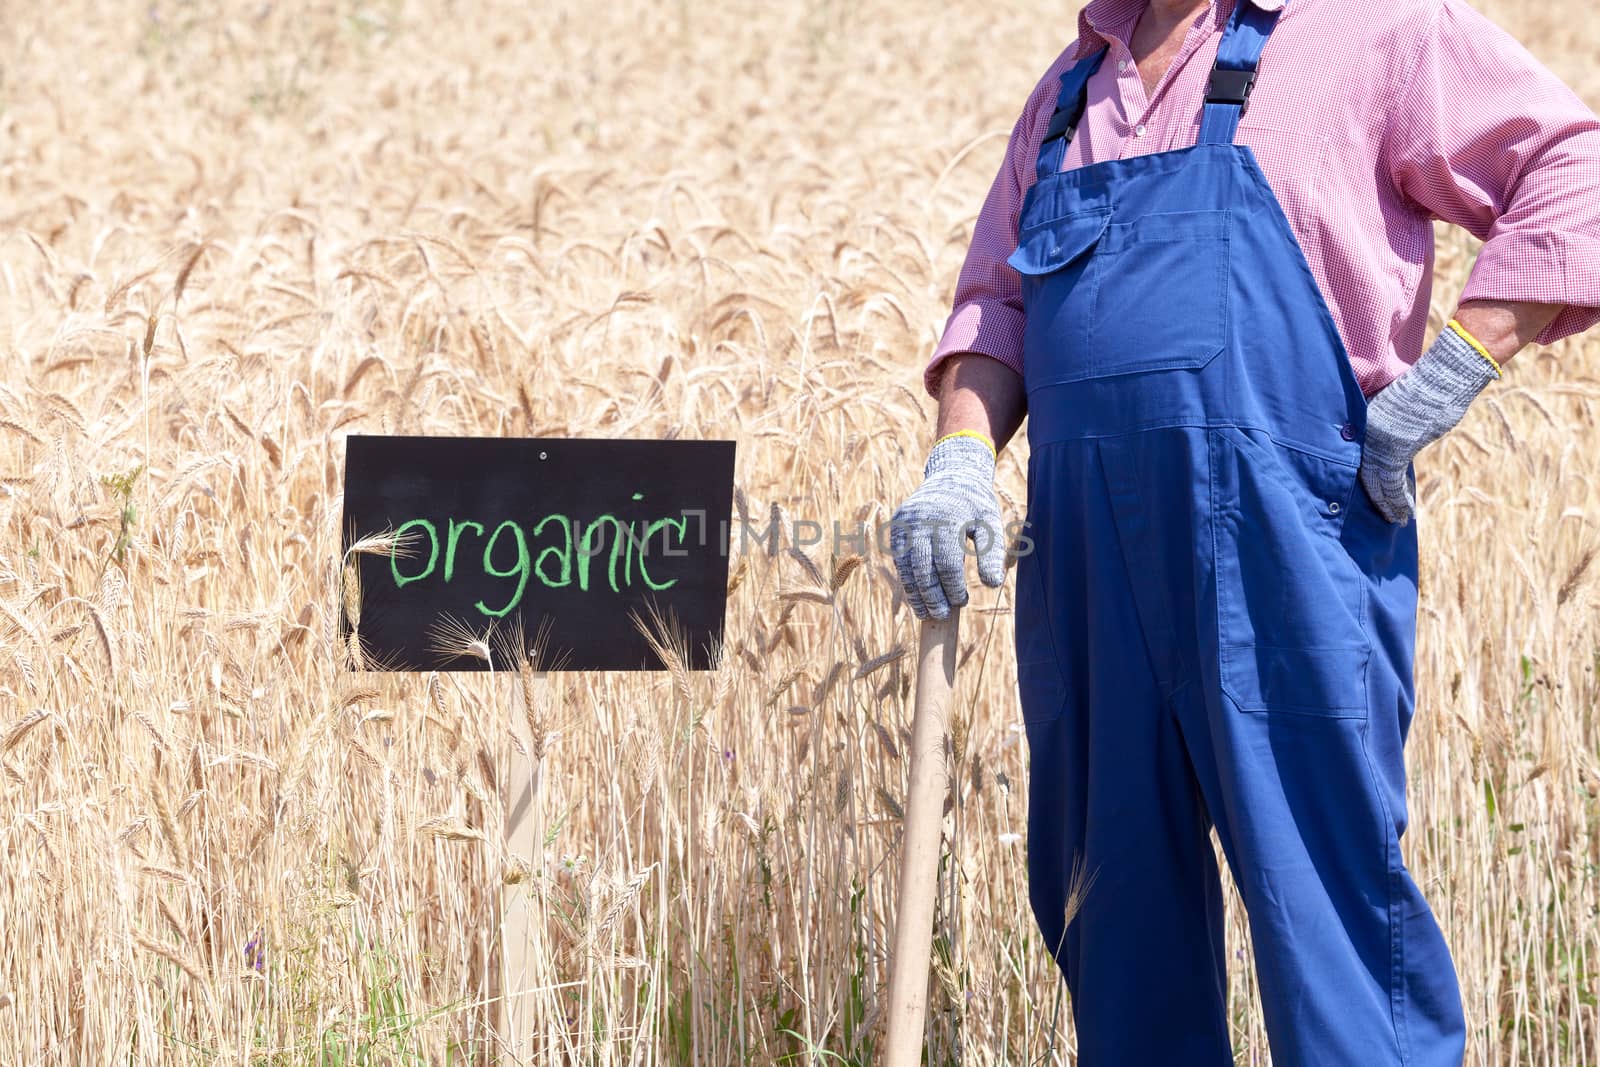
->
left=1169, top=429, right=1465, bottom=1067
left=1019, top=439, right=1232, bottom=1066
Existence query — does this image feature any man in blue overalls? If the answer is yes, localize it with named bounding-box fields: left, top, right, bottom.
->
left=891, top=0, right=1600, bottom=1062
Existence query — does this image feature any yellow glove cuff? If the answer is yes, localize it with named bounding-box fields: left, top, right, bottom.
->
left=934, top=429, right=997, bottom=460
left=1447, top=319, right=1503, bottom=378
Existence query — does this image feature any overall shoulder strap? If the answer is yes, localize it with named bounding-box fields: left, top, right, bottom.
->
left=1035, top=48, right=1108, bottom=184
left=1198, top=0, right=1288, bottom=145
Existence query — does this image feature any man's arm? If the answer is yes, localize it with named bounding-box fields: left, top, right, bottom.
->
left=1450, top=299, right=1564, bottom=368
left=934, top=353, right=1027, bottom=452
left=922, top=60, right=1069, bottom=401
left=1383, top=0, right=1600, bottom=350
left=1359, top=0, right=1600, bottom=523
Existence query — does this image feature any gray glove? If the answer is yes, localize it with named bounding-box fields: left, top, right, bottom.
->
left=890, top=433, right=1008, bottom=620
left=1359, top=323, right=1500, bottom=526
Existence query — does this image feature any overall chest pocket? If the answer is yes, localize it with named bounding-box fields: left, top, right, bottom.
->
left=1008, top=207, right=1109, bottom=391
left=1008, top=207, right=1231, bottom=387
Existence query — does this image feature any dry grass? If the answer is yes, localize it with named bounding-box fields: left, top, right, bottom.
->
left=0, top=0, right=1597, bottom=1062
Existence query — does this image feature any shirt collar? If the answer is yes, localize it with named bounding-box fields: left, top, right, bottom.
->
left=1070, top=0, right=1288, bottom=60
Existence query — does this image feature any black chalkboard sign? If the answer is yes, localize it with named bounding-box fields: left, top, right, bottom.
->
left=340, top=435, right=736, bottom=672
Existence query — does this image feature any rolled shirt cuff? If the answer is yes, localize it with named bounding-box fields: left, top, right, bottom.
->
left=924, top=298, right=1027, bottom=398
left=1460, top=228, right=1600, bottom=347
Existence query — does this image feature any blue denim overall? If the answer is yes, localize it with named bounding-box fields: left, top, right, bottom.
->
left=1008, top=3, right=1466, bottom=1063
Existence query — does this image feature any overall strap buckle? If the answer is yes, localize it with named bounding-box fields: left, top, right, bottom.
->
left=1033, top=48, right=1108, bottom=184
left=1044, top=98, right=1088, bottom=143
left=1205, top=68, right=1258, bottom=114
left=1196, top=0, right=1288, bottom=144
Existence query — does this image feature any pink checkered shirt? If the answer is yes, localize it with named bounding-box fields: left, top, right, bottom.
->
left=925, top=0, right=1600, bottom=399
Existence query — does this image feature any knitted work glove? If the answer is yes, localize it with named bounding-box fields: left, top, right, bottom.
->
left=1359, top=321, right=1502, bottom=526
left=890, top=433, right=1008, bottom=620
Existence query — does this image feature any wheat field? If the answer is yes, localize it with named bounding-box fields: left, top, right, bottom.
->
left=1, top=0, right=1598, bottom=1063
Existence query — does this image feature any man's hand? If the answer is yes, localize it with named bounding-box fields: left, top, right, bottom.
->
left=1358, top=321, right=1500, bottom=525
left=890, top=433, right=1007, bottom=619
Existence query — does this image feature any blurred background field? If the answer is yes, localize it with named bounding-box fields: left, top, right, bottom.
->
left=0, top=0, right=1598, bottom=1062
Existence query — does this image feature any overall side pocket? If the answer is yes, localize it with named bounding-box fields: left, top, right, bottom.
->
left=1209, top=426, right=1370, bottom=718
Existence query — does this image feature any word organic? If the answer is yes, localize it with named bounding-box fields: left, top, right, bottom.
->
left=390, top=496, right=691, bottom=618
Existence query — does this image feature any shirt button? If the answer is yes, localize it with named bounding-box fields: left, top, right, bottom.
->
left=1118, top=59, right=1129, bottom=72
left=1340, top=422, right=1357, bottom=442
left=1135, top=124, right=1147, bottom=137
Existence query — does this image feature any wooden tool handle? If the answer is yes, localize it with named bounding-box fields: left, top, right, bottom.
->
left=883, top=610, right=960, bottom=1067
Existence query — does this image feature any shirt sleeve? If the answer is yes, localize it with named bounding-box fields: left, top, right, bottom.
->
left=922, top=79, right=1058, bottom=399
left=1381, top=0, right=1600, bottom=347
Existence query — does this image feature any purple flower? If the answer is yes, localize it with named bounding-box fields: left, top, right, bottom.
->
left=243, top=929, right=266, bottom=973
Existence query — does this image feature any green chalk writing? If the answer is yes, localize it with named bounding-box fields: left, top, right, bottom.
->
left=579, top=514, right=627, bottom=593
left=387, top=501, right=691, bottom=615
left=445, top=519, right=484, bottom=581
left=638, top=517, right=685, bottom=591
left=391, top=519, right=439, bottom=587
left=476, top=520, right=531, bottom=618
left=533, top=514, right=573, bottom=588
